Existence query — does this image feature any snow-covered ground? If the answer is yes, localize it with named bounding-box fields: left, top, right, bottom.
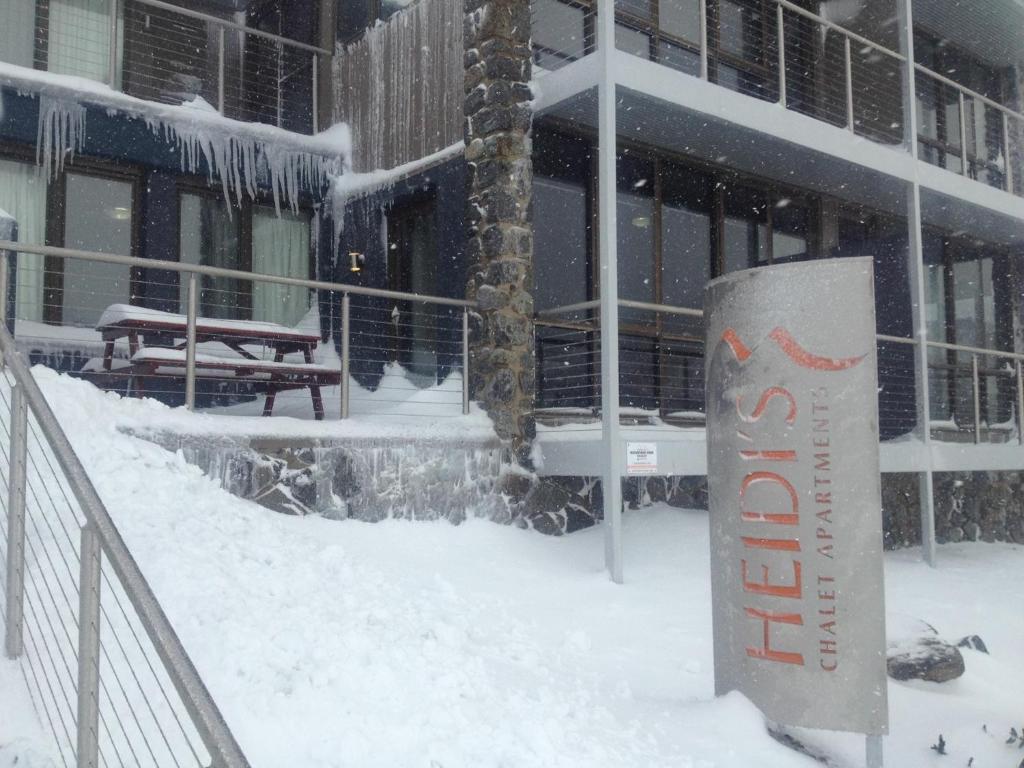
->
left=2, top=370, right=1023, bottom=768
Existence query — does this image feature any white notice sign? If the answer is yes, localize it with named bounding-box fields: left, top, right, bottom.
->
left=626, top=442, right=658, bottom=475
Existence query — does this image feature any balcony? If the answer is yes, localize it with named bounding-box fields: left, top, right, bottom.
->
left=0, top=0, right=328, bottom=135
left=531, top=0, right=1024, bottom=199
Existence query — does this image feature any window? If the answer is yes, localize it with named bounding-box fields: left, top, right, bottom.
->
left=56, top=171, right=135, bottom=326
left=40, top=0, right=121, bottom=83
left=532, top=0, right=592, bottom=69
left=721, top=183, right=768, bottom=272
left=0, top=0, right=36, bottom=68
left=179, top=193, right=243, bottom=320
left=386, top=198, right=438, bottom=381
left=252, top=207, right=313, bottom=327
left=0, top=157, right=47, bottom=322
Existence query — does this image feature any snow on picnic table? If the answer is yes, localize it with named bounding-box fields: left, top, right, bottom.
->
left=2, top=370, right=1023, bottom=768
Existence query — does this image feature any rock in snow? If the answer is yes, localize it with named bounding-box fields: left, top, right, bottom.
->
left=887, top=637, right=966, bottom=683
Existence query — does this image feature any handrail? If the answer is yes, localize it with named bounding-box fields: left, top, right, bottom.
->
left=538, top=299, right=1024, bottom=363
left=913, top=62, right=1024, bottom=123
left=131, top=0, right=332, bottom=56
left=0, top=322, right=251, bottom=768
left=775, top=0, right=906, bottom=63
left=0, top=241, right=473, bottom=309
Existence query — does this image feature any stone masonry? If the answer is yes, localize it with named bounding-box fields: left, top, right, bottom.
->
left=463, top=0, right=536, bottom=467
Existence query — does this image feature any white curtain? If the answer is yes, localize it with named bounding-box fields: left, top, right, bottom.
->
left=0, top=160, right=47, bottom=323
left=0, top=0, right=36, bottom=68
left=251, top=208, right=311, bottom=327
left=48, top=0, right=115, bottom=83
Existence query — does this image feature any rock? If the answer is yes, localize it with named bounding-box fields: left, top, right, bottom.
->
left=887, top=637, right=965, bottom=682
left=957, top=635, right=989, bottom=654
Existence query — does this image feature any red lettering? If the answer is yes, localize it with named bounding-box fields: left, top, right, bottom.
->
left=740, top=471, right=799, bottom=526
left=742, top=559, right=802, bottom=599
left=745, top=607, right=805, bottom=666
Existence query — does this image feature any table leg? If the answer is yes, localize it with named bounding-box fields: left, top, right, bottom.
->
left=263, top=387, right=278, bottom=417
left=128, top=331, right=139, bottom=359
left=103, top=341, right=114, bottom=372
left=310, top=385, right=324, bottom=421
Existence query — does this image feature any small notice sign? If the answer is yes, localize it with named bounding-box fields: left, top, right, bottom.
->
left=626, top=442, right=658, bottom=475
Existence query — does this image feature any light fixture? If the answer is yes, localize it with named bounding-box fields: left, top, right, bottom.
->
left=631, top=215, right=651, bottom=228
left=108, top=206, right=131, bottom=221
left=348, top=251, right=363, bottom=272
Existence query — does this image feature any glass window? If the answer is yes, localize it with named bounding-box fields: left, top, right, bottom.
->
left=771, top=198, right=811, bottom=263
left=533, top=0, right=589, bottom=65
left=61, top=172, right=133, bottom=327
left=387, top=200, right=438, bottom=382
left=179, top=194, right=242, bottom=319
left=0, top=0, right=35, bottom=68
left=0, top=158, right=47, bottom=322
left=616, top=154, right=655, bottom=317
left=616, top=23, right=651, bottom=59
left=660, top=0, right=701, bottom=43
left=47, top=0, right=118, bottom=83
left=659, top=40, right=701, bottom=75
left=660, top=162, right=710, bottom=312
left=251, top=207, right=311, bottom=327
left=721, top=183, right=768, bottom=273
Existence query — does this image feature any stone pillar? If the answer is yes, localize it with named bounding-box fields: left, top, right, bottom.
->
left=463, top=0, right=535, bottom=466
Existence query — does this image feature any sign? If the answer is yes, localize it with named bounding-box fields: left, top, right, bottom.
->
left=704, top=257, right=888, bottom=735
left=625, top=442, right=658, bottom=475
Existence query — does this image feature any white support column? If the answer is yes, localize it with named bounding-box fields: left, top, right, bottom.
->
left=898, top=0, right=937, bottom=567
left=597, top=0, right=623, bottom=584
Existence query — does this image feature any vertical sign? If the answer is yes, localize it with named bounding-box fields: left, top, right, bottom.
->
left=705, top=257, right=888, bottom=735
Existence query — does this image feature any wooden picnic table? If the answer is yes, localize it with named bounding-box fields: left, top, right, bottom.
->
left=96, top=304, right=340, bottom=419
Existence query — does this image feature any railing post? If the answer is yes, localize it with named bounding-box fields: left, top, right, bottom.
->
left=185, top=272, right=198, bottom=411
left=844, top=36, right=855, bottom=132
left=276, top=41, right=284, bottom=128
left=462, top=308, right=470, bottom=415
left=311, top=53, right=320, bottom=135
left=76, top=523, right=102, bottom=768
left=776, top=4, right=787, bottom=108
left=972, top=353, right=981, bottom=443
left=1017, top=360, right=1023, bottom=446
left=4, top=384, right=27, bottom=660
left=699, top=0, right=709, bottom=81
left=217, top=27, right=226, bottom=115
left=958, top=91, right=969, bottom=177
left=340, top=292, right=350, bottom=419
left=1003, top=112, right=1014, bottom=194
left=0, top=249, right=9, bottom=344
left=107, top=0, right=120, bottom=89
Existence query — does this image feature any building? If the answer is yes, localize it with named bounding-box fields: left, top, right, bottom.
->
left=2, top=0, right=1024, bottom=564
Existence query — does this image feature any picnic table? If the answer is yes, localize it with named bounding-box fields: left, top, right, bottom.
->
left=96, top=304, right=340, bottom=419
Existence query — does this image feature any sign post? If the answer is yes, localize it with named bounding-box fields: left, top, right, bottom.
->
left=704, top=257, right=888, bottom=761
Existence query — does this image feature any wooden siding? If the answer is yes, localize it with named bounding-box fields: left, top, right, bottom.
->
left=333, top=0, right=464, bottom=172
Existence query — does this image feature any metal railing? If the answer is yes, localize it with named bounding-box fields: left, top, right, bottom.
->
left=532, top=0, right=1023, bottom=194
left=13, top=0, right=328, bottom=134
left=914, top=64, right=1023, bottom=196
left=0, top=307, right=250, bottom=766
left=537, top=298, right=1024, bottom=446
left=0, top=240, right=472, bottom=422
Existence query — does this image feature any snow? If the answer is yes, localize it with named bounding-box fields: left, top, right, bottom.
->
left=2, top=368, right=1023, bottom=768
left=0, top=62, right=350, bottom=213
left=96, top=303, right=318, bottom=340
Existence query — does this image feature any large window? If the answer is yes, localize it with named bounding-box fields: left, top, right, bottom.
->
left=0, top=158, right=47, bottom=323
left=179, top=192, right=243, bottom=320
left=386, top=198, right=438, bottom=381
left=0, top=0, right=36, bottom=68
left=252, top=207, right=312, bottom=327
left=57, top=171, right=135, bottom=326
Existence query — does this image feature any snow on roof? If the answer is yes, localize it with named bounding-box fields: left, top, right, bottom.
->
left=0, top=62, right=352, bottom=213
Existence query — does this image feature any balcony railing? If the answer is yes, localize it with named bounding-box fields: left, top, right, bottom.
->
left=531, top=0, right=1024, bottom=197
left=10, top=0, right=328, bottom=135
left=536, top=299, right=1024, bottom=446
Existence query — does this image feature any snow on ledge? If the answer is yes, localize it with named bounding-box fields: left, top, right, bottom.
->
left=1, top=62, right=351, bottom=213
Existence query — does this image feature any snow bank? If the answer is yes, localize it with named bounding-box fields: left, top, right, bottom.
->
left=3, top=368, right=1022, bottom=767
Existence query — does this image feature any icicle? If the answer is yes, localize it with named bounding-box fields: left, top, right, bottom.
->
left=36, top=95, right=86, bottom=180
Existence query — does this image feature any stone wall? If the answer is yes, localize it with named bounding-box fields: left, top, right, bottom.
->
left=883, top=472, right=1024, bottom=547
left=463, top=0, right=536, bottom=467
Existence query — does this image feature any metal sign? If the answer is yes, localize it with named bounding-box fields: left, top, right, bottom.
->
left=626, top=442, right=658, bottom=475
left=704, top=257, right=888, bottom=736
